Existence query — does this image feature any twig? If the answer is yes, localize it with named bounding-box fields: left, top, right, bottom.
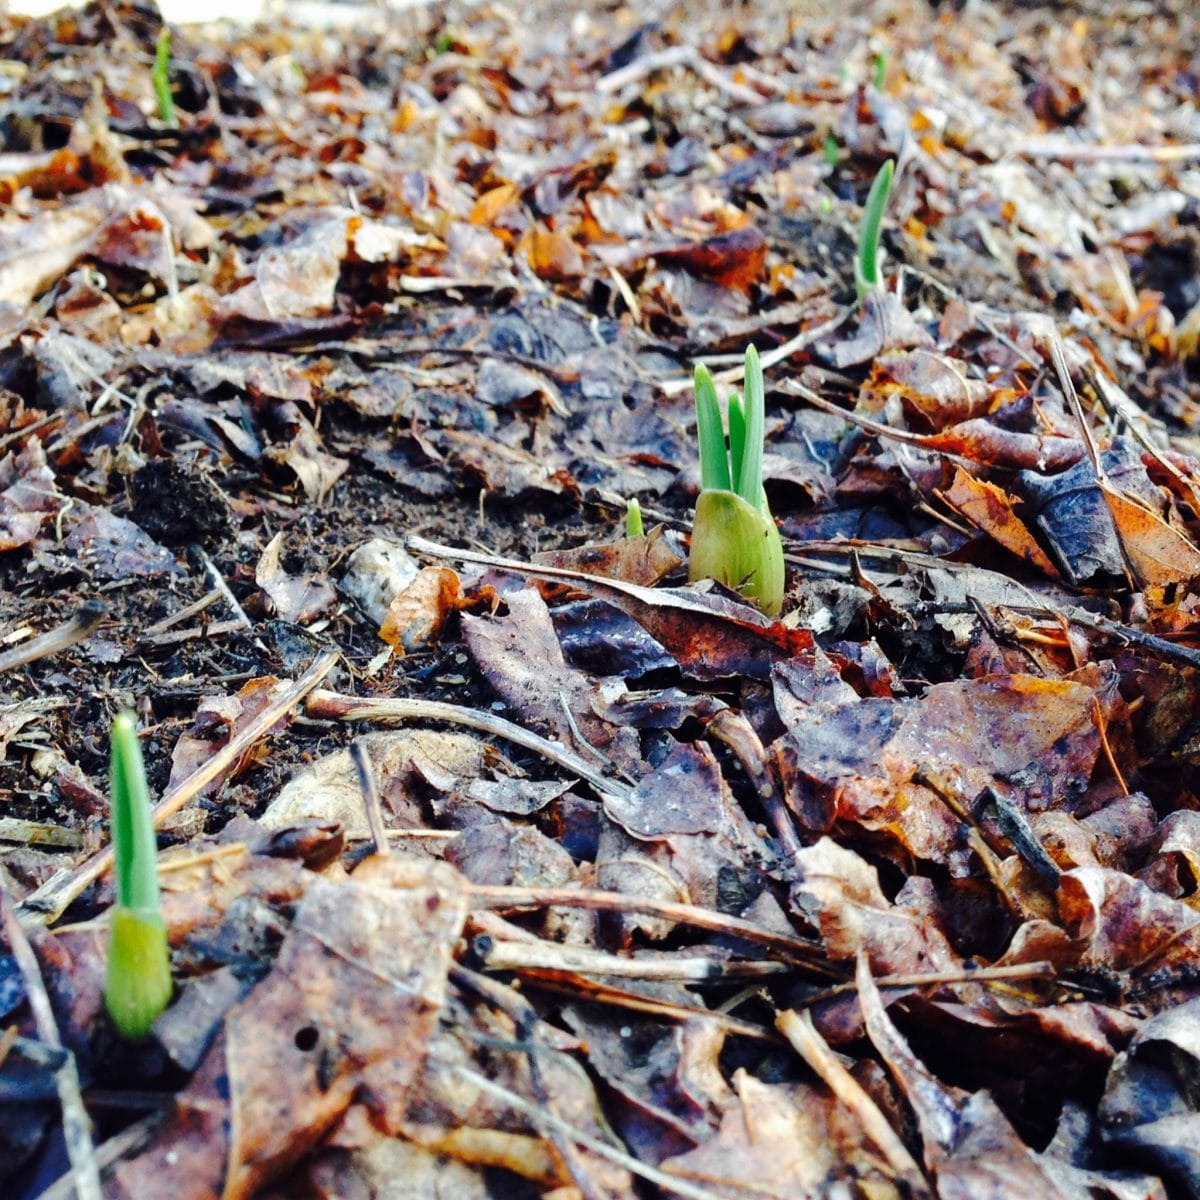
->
left=37, top=1114, right=164, bottom=1200
left=142, top=587, right=223, bottom=635
left=1019, top=140, right=1200, bottom=163
left=1061, top=608, right=1200, bottom=669
left=349, top=738, right=389, bottom=857
left=798, top=961, right=1055, bottom=1007
left=777, top=1008, right=932, bottom=1197
left=511, top=970, right=778, bottom=1041
left=451, top=1063, right=736, bottom=1200
left=597, top=43, right=763, bottom=107
left=0, top=818, right=83, bottom=849
left=18, top=651, right=340, bottom=925
left=0, top=409, right=60, bottom=451
left=657, top=309, right=852, bottom=396
left=0, top=600, right=107, bottom=673
left=477, top=937, right=787, bottom=982
left=468, top=883, right=834, bottom=973
left=305, top=689, right=633, bottom=804
left=137, top=619, right=250, bottom=648
left=449, top=964, right=609, bottom=1200
left=0, top=885, right=101, bottom=1200
left=398, top=274, right=511, bottom=293
left=706, top=709, right=804, bottom=859
left=193, top=544, right=268, bottom=654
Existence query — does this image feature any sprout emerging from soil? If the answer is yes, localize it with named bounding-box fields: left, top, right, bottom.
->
left=688, top=346, right=784, bottom=616
left=872, top=51, right=888, bottom=91
left=855, top=158, right=894, bottom=299
left=153, top=31, right=176, bottom=127
left=625, top=497, right=644, bottom=538
left=104, top=712, right=171, bottom=1039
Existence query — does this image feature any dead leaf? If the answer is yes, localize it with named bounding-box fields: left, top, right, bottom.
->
left=256, top=532, right=335, bottom=625
left=109, top=863, right=467, bottom=1200
left=379, top=565, right=464, bottom=653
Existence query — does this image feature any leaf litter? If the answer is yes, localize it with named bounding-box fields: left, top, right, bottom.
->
left=1, top=0, right=1200, bottom=1196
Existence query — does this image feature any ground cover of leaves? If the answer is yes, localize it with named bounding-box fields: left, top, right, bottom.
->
left=2, top=0, right=1200, bottom=1196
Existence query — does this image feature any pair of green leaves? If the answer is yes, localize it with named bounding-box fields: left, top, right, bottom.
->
left=688, top=345, right=785, bottom=616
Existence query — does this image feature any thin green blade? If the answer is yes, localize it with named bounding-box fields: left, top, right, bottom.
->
left=153, top=31, right=177, bottom=127
left=728, top=392, right=746, bottom=499
left=855, top=158, right=894, bottom=298
left=738, top=346, right=765, bottom=509
left=624, top=497, right=644, bottom=538
left=693, top=365, right=731, bottom=493
left=110, top=713, right=160, bottom=915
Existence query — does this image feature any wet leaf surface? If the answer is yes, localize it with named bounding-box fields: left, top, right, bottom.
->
left=4, top=0, right=1200, bottom=1196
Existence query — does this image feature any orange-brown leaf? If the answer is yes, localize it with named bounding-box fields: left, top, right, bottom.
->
left=942, top=466, right=1059, bottom=576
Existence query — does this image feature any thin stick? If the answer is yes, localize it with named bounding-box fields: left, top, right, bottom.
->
left=137, top=619, right=249, bottom=648
left=1092, top=697, right=1130, bottom=796
left=514, top=972, right=778, bottom=1041
left=36, top=1114, right=163, bottom=1200
left=142, top=587, right=223, bottom=635
left=18, top=651, right=340, bottom=925
left=0, top=885, right=101, bottom=1200
left=798, top=961, right=1055, bottom=1006
left=1020, top=140, right=1200, bottom=164
left=306, top=689, right=632, bottom=804
left=468, top=883, right=833, bottom=972
left=1048, top=332, right=1103, bottom=477
left=350, top=738, right=390, bottom=857
left=777, top=1008, right=932, bottom=1197
left=193, top=544, right=268, bottom=653
left=478, top=938, right=787, bottom=982
left=0, top=409, right=59, bottom=451
left=452, top=1064, right=736, bottom=1200
left=449, top=964, right=609, bottom=1200
left=706, top=709, right=804, bottom=859
left=0, top=818, right=83, bottom=849
left=597, top=43, right=763, bottom=107
left=657, top=309, right=851, bottom=397
left=0, top=600, right=107, bottom=673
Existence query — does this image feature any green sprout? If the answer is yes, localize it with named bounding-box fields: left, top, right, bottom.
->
left=872, top=51, right=888, bottom=91
left=625, top=497, right=644, bottom=538
left=153, top=31, right=177, bottom=127
left=688, top=346, right=784, bottom=616
left=104, top=712, right=171, bottom=1039
left=855, top=158, right=894, bottom=300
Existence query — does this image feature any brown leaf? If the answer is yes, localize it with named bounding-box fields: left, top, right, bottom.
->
left=942, top=466, right=1060, bottom=576
left=533, top=526, right=685, bottom=589
left=280, top=424, right=348, bottom=504
left=378, top=565, right=464, bottom=653
left=1100, top=484, right=1200, bottom=588
left=0, top=440, right=58, bottom=551
left=167, top=677, right=293, bottom=798
left=256, top=532, right=336, bottom=625
left=863, top=349, right=994, bottom=429
left=830, top=288, right=935, bottom=367
left=521, top=224, right=584, bottom=280
left=109, top=862, right=467, bottom=1200
left=791, top=838, right=958, bottom=977
left=64, top=504, right=181, bottom=579
left=781, top=672, right=1110, bottom=863
left=653, top=225, right=767, bottom=293
left=462, top=586, right=641, bottom=774
left=660, top=1070, right=886, bottom=1198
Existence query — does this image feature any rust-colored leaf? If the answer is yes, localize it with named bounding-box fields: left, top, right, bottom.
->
left=942, top=466, right=1060, bottom=576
